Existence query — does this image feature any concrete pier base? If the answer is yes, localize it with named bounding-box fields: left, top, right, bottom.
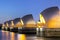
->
left=10, top=27, right=18, bottom=33
left=7, top=27, right=10, bottom=31
left=18, top=27, right=36, bottom=34
left=36, top=28, right=45, bottom=37
left=18, top=27, right=22, bottom=34
left=5, top=27, right=8, bottom=31
left=45, top=28, right=60, bottom=37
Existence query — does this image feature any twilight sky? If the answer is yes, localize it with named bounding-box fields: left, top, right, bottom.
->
left=0, top=0, right=60, bottom=24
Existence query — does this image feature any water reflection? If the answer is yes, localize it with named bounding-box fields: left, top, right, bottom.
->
left=2, top=30, right=5, bottom=40
left=10, top=32, right=15, bottom=40
left=1, top=30, right=26, bottom=40
left=1, top=30, right=60, bottom=40
left=5, top=31, right=9, bottom=40
left=17, top=34, right=26, bottom=40
left=2, top=30, right=10, bottom=40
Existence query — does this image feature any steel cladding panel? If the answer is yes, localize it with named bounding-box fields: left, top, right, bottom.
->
left=13, top=18, right=20, bottom=25
left=22, top=14, right=36, bottom=27
left=41, top=7, right=59, bottom=23
left=40, top=7, right=59, bottom=28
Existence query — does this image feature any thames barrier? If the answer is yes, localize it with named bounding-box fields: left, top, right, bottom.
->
left=1, top=6, right=60, bottom=37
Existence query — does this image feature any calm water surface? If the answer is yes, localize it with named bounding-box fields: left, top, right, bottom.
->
left=0, top=30, right=60, bottom=40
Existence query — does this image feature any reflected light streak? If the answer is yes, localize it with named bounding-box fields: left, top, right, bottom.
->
left=10, top=32, right=15, bottom=40
left=2, top=30, right=6, bottom=40
left=5, top=31, right=9, bottom=40
left=18, top=34, right=26, bottom=40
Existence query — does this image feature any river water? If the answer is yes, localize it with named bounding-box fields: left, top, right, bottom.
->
left=0, top=30, right=60, bottom=40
